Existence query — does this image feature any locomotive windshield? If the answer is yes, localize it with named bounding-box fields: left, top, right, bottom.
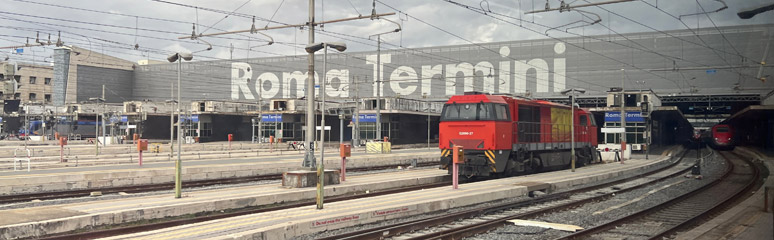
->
left=716, top=127, right=729, bottom=132
left=440, top=103, right=510, bottom=121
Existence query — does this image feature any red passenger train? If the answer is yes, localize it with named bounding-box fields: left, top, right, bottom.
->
left=710, top=124, right=734, bottom=150
left=439, top=93, right=599, bottom=177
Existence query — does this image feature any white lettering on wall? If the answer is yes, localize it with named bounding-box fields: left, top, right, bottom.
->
left=446, top=62, right=474, bottom=96
left=553, top=43, right=566, bottom=92
left=476, top=61, right=495, bottom=94
left=366, top=54, right=391, bottom=97
left=228, top=42, right=569, bottom=100
left=499, top=47, right=511, bottom=94
left=421, top=64, right=442, bottom=96
left=325, top=69, right=349, bottom=98
left=231, top=62, right=255, bottom=100
left=257, top=72, right=280, bottom=99
left=390, top=66, right=418, bottom=96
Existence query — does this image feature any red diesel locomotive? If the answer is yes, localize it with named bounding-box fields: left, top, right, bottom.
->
left=439, top=93, right=598, bottom=177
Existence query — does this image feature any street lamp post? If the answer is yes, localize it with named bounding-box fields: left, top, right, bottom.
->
left=305, top=42, right=347, bottom=210
left=561, top=88, right=586, bottom=172
left=167, top=52, right=193, bottom=199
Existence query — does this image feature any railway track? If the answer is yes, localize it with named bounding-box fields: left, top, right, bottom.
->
left=319, top=148, right=694, bottom=240
left=0, top=162, right=437, bottom=205
left=560, top=150, right=761, bottom=240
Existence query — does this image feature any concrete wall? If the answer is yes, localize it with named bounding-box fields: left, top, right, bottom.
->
left=75, top=65, right=133, bottom=103
left=131, top=24, right=774, bottom=102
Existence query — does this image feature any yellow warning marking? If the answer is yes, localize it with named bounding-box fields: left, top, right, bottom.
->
left=592, top=179, right=688, bottom=215
left=507, top=219, right=584, bottom=232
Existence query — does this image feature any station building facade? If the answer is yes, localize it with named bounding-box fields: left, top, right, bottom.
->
left=1, top=24, right=772, bottom=147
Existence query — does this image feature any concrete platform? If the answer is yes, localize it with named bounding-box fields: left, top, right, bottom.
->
left=100, top=151, right=678, bottom=240
left=675, top=146, right=774, bottom=240
left=0, top=148, right=438, bottom=196
left=0, top=169, right=449, bottom=239
left=282, top=170, right=340, bottom=188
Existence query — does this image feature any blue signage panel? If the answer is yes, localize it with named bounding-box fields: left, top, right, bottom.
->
left=120, top=115, right=128, bottom=122
left=358, top=114, right=377, bottom=123
left=262, top=114, right=282, bottom=122
left=605, top=111, right=645, bottom=122
left=180, top=115, right=200, bottom=122
left=15, top=48, right=23, bottom=54
left=706, top=69, right=717, bottom=74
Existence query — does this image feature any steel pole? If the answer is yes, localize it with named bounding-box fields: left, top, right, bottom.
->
left=317, top=46, right=327, bottom=210
left=95, top=108, right=98, bottom=155
left=303, top=0, right=317, bottom=168
left=258, top=79, right=263, bottom=143
left=620, top=69, right=626, bottom=163
left=375, top=36, right=382, bottom=142
left=175, top=57, right=182, bottom=199
left=170, top=81, right=174, bottom=153
left=102, top=85, right=106, bottom=146
left=571, top=94, right=576, bottom=172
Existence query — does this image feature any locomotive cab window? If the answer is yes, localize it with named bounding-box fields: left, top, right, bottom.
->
left=715, top=127, right=729, bottom=132
left=441, top=103, right=509, bottom=121
left=579, top=115, right=588, bottom=126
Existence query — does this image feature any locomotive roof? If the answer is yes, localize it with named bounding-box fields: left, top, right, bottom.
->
left=446, top=94, right=571, bottom=109
left=446, top=94, right=507, bottom=104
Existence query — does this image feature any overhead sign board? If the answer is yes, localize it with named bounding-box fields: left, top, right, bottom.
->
left=180, top=115, right=200, bottom=122
left=120, top=115, right=128, bottom=122
left=604, top=111, right=645, bottom=122
left=262, top=114, right=282, bottom=122
left=601, top=127, right=625, bottom=133
left=358, top=114, right=377, bottom=123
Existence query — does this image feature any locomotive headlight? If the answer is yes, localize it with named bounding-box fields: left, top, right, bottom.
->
left=714, top=138, right=718, bottom=141
left=728, top=138, right=731, bottom=140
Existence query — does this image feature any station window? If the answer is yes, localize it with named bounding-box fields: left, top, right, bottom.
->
left=44, top=78, right=51, bottom=85
left=29, top=93, right=37, bottom=101
left=282, top=122, right=294, bottom=139
left=200, top=122, right=212, bottom=137
left=44, top=94, right=51, bottom=102
left=273, top=101, right=287, bottom=110
left=29, top=76, right=36, bottom=84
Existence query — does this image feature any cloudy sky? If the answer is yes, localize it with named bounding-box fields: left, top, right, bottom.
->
left=1, top=0, right=772, bottom=64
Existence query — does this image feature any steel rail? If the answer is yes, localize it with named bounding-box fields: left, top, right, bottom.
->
left=560, top=150, right=759, bottom=240
left=321, top=148, right=691, bottom=240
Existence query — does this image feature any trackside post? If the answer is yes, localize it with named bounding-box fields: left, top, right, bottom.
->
left=453, top=146, right=464, bottom=189
left=59, top=137, right=67, bottom=163
left=137, top=139, right=148, bottom=166
left=340, top=143, right=351, bottom=181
